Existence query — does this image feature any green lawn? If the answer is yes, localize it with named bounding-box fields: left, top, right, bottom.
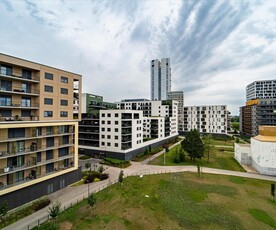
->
left=34, top=173, right=276, bottom=230
left=149, top=144, right=245, bottom=172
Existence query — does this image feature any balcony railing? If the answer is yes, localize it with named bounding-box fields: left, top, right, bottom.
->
left=0, top=70, right=40, bottom=82
left=0, top=86, right=39, bottom=95
left=0, top=101, right=39, bottom=108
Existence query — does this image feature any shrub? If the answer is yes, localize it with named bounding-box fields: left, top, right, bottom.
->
left=99, top=173, right=109, bottom=180
left=32, top=197, right=51, bottom=211
left=93, top=178, right=100, bottom=182
left=173, top=153, right=180, bottom=163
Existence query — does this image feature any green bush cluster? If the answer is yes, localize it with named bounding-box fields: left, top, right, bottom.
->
left=32, top=197, right=51, bottom=211
left=83, top=171, right=109, bottom=183
left=101, top=158, right=130, bottom=168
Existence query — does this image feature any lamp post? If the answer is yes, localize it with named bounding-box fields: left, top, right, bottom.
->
left=163, top=149, right=166, bottom=165
left=86, top=179, right=90, bottom=196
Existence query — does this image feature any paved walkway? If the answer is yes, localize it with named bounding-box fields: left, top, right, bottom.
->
left=4, top=159, right=276, bottom=230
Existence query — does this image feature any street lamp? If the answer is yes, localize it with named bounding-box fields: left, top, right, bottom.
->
left=86, top=179, right=90, bottom=196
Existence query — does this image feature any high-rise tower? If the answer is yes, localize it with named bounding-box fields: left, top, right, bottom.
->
left=150, top=58, right=171, bottom=100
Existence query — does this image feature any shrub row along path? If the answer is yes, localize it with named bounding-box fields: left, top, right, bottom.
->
left=4, top=156, right=276, bottom=230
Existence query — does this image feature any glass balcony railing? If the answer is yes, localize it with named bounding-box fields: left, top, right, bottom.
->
left=0, top=86, right=39, bottom=95
left=0, top=70, right=40, bottom=82
left=0, top=101, right=39, bottom=108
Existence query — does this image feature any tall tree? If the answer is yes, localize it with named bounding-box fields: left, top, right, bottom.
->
left=182, top=129, right=204, bottom=161
left=203, top=134, right=214, bottom=163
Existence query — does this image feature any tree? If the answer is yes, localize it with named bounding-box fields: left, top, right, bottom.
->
left=173, top=152, right=180, bottom=163
left=182, top=129, right=205, bottom=161
left=179, top=148, right=185, bottom=162
left=87, top=193, right=96, bottom=208
left=85, top=162, right=91, bottom=171
left=0, top=200, right=8, bottom=225
left=118, top=170, right=124, bottom=184
left=48, top=201, right=61, bottom=221
left=203, top=135, right=214, bottom=163
left=271, top=184, right=275, bottom=202
left=98, top=165, right=104, bottom=174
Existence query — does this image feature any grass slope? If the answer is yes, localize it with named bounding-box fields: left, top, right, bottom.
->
left=34, top=173, right=276, bottom=230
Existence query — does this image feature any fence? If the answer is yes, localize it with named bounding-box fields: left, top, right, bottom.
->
left=24, top=169, right=175, bottom=230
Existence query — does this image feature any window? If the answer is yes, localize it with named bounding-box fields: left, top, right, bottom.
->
left=46, top=126, right=53, bottom=135
left=44, top=111, right=53, bottom=117
left=115, top=128, right=118, bottom=132
left=115, top=135, right=118, bottom=140
left=46, top=150, right=53, bottom=160
left=101, top=121, right=105, bottom=124
left=60, top=100, right=68, bottom=106
left=107, top=121, right=111, bottom=125
left=107, top=113, right=111, bottom=117
left=37, top=152, right=41, bottom=162
left=45, top=72, right=53, bottom=80
left=22, top=69, right=32, bottom=79
left=45, top=85, right=53, bottom=92
left=0, top=65, right=12, bottom=76
left=1, top=109, right=11, bottom=117
left=115, top=113, right=119, bottom=117
left=115, top=143, right=118, bottom=147
left=115, top=121, right=119, bottom=125
left=101, top=135, right=105, bottom=138
left=101, top=113, right=105, bottom=117
left=21, top=97, right=31, bottom=107
left=61, top=88, right=68, bottom=94
left=47, top=183, right=54, bottom=194
left=61, top=76, right=68, bottom=83
left=44, top=98, right=53, bottom=105
left=101, top=128, right=105, bottom=131
left=107, top=135, right=111, bottom=139
left=21, top=110, right=31, bottom=117
left=107, top=128, right=111, bottom=132
left=60, top=179, right=65, bottom=189
left=107, top=142, right=111, bottom=146
left=8, top=128, right=25, bottom=138
left=21, top=83, right=31, bottom=93
left=101, top=142, right=105, bottom=146
left=60, top=111, right=68, bottom=117
left=0, top=95, right=11, bottom=106
left=58, top=147, right=69, bottom=157
left=0, top=80, right=12, bottom=91
left=46, top=137, right=54, bottom=147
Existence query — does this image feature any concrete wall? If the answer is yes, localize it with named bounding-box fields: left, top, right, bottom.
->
left=234, top=143, right=251, bottom=165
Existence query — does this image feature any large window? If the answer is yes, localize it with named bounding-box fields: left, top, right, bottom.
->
left=46, top=163, right=54, bottom=173
left=46, top=150, right=53, bottom=160
left=0, top=80, right=12, bottom=91
left=22, top=69, right=32, bottom=79
left=21, top=97, right=31, bottom=107
left=44, top=98, right=53, bottom=105
left=46, top=137, right=55, bottom=147
left=58, top=147, right=69, bottom=157
left=44, top=85, right=53, bottom=92
left=0, top=95, right=11, bottom=106
left=0, top=65, right=12, bottom=76
left=45, top=72, right=53, bottom=80
left=60, top=100, right=68, bottom=106
left=60, top=88, right=68, bottom=94
left=61, top=76, right=68, bottom=83
left=21, top=83, right=31, bottom=93
left=8, top=128, right=25, bottom=138
left=44, top=111, right=53, bottom=117
left=21, top=109, right=31, bottom=117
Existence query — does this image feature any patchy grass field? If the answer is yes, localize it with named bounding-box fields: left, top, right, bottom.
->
left=34, top=173, right=276, bottom=230
left=149, top=143, right=245, bottom=172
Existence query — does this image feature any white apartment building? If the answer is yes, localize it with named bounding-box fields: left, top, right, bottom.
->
left=246, top=80, right=276, bottom=101
left=117, top=99, right=178, bottom=136
left=150, top=58, right=171, bottom=100
left=184, top=105, right=228, bottom=134
left=168, top=91, right=184, bottom=131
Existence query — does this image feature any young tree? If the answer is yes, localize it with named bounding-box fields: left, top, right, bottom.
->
left=85, top=162, right=91, bottom=171
left=87, top=193, right=96, bottom=208
left=271, top=184, right=275, bottom=202
left=0, top=200, right=8, bottom=225
left=98, top=165, right=104, bottom=174
left=179, top=148, right=185, bottom=162
left=203, top=135, right=214, bottom=163
left=48, top=201, right=61, bottom=224
left=182, top=129, right=205, bottom=161
left=118, top=170, right=124, bottom=184
left=173, top=151, right=180, bottom=163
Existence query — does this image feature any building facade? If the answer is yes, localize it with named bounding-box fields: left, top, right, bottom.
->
left=0, top=53, right=82, bottom=209
left=168, top=91, right=184, bottom=131
left=246, top=80, right=276, bottom=101
left=183, top=105, right=228, bottom=134
left=235, top=126, right=276, bottom=176
left=150, top=58, right=171, bottom=100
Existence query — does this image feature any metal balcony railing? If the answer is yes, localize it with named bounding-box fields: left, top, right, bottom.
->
left=0, top=70, right=40, bottom=82
left=0, top=101, right=39, bottom=108
left=0, top=86, right=39, bottom=95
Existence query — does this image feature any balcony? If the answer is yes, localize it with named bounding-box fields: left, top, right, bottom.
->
left=0, top=70, right=39, bottom=82
left=0, top=86, right=39, bottom=96
left=0, top=101, right=39, bottom=109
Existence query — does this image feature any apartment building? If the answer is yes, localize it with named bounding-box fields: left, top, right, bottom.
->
left=79, top=96, right=178, bottom=160
left=0, top=53, right=82, bottom=209
left=150, top=58, right=171, bottom=100
left=184, top=105, right=228, bottom=134
left=246, top=80, right=276, bottom=101
left=168, top=91, right=184, bottom=131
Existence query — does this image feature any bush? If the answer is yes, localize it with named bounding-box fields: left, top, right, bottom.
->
left=93, top=178, right=100, bottom=182
left=173, top=154, right=180, bottom=163
left=101, top=158, right=130, bottom=168
left=79, top=155, right=91, bottom=160
left=99, top=173, right=109, bottom=180
left=32, top=197, right=51, bottom=211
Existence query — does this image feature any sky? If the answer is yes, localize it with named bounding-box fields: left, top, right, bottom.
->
left=1, top=0, right=276, bottom=115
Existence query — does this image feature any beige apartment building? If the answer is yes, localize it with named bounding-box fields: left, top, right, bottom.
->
left=0, top=53, right=82, bottom=209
